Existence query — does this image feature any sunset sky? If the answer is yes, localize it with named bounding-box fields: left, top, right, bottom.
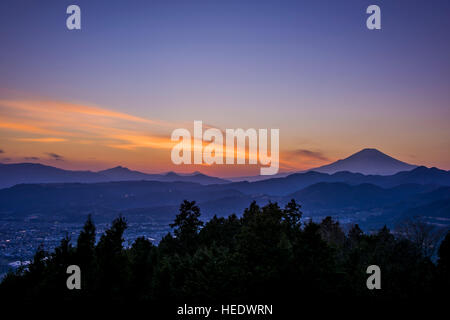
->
left=0, top=0, right=449, bottom=177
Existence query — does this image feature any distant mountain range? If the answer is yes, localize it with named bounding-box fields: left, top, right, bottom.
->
left=1, top=148, right=449, bottom=229
left=0, top=165, right=449, bottom=228
left=98, top=166, right=228, bottom=185
left=0, top=148, right=423, bottom=187
left=227, top=166, right=450, bottom=196
left=0, top=163, right=229, bottom=189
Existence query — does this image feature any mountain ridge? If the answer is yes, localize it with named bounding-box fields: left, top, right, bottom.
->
left=0, top=163, right=229, bottom=189
left=0, top=148, right=443, bottom=189
left=225, top=166, right=450, bottom=196
left=308, top=148, right=417, bottom=175
left=228, top=148, right=418, bottom=182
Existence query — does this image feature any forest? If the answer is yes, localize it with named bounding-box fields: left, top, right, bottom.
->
left=1, top=199, right=449, bottom=309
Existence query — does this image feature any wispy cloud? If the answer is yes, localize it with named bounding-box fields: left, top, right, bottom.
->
left=290, top=149, right=329, bottom=161
left=0, top=149, right=4, bottom=154
left=46, top=153, right=64, bottom=161
left=15, top=138, right=66, bottom=143
left=0, top=99, right=171, bottom=126
left=0, top=98, right=177, bottom=151
left=0, top=121, right=67, bottom=136
left=24, top=157, right=40, bottom=161
left=278, top=148, right=331, bottom=171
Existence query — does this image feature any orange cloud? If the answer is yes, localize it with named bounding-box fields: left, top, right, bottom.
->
left=0, top=121, right=66, bottom=136
left=108, top=134, right=175, bottom=150
left=0, top=99, right=171, bottom=126
left=280, top=149, right=331, bottom=171
left=0, top=98, right=177, bottom=151
left=0, top=98, right=306, bottom=175
left=15, top=138, right=67, bottom=143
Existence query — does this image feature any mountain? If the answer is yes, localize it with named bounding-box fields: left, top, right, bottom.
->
left=159, top=171, right=230, bottom=185
left=228, top=171, right=294, bottom=182
left=98, top=167, right=228, bottom=184
left=385, top=166, right=450, bottom=186
left=0, top=180, right=253, bottom=222
left=401, top=198, right=450, bottom=220
left=225, top=166, right=450, bottom=196
left=287, top=182, right=436, bottom=211
left=0, top=163, right=106, bottom=189
left=0, top=163, right=229, bottom=189
left=98, top=166, right=158, bottom=181
left=228, top=148, right=417, bottom=182
left=310, top=148, right=417, bottom=175
left=1, top=179, right=448, bottom=228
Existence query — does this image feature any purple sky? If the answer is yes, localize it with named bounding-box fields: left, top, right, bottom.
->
left=0, top=0, right=449, bottom=175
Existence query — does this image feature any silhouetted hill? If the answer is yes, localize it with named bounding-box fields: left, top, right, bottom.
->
left=226, top=166, right=450, bottom=196
left=1, top=178, right=449, bottom=227
left=0, top=180, right=241, bottom=221
left=226, top=171, right=333, bottom=196
left=160, top=171, right=229, bottom=184
left=365, top=186, right=450, bottom=227
left=228, top=171, right=294, bottom=182
left=0, top=163, right=228, bottom=189
left=402, top=199, right=450, bottom=219
left=98, top=166, right=157, bottom=180
left=287, top=182, right=435, bottom=210
left=1, top=161, right=450, bottom=227
left=100, top=166, right=228, bottom=184
left=309, top=148, right=417, bottom=175
left=386, top=166, right=450, bottom=185
left=0, top=163, right=106, bottom=189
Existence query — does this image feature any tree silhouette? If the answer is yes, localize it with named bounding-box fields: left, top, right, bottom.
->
left=76, top=214, right=96, bottom=265
left=95, top=215, right=128, bottom=298
left=0, top=200, right=447, bottom=306
left=170, top=200, right=203, bottom=253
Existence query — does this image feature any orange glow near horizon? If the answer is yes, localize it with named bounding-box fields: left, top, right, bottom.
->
left=0, top=97, right=449, bottom=177
left=0, top=98, right=311, bottom=176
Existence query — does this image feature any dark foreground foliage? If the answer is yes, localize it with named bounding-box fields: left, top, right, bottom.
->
left=1, top=200, right=449, bottom=309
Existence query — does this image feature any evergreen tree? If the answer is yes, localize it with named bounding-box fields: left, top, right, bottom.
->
left=76, top=214, right=96, bottom=265
left=170, top=200, right=203, bottom=253
left=95, top=215, right=129, bottom=298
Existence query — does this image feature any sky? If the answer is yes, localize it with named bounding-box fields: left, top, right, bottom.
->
left=0, top=0, right=449, bottom=177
